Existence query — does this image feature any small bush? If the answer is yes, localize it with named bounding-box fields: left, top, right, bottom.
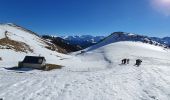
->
left=44, top=64, right=63, bottom=71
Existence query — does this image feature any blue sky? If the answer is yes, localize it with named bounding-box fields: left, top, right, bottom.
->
left=0, top=0, right=170, bottom=37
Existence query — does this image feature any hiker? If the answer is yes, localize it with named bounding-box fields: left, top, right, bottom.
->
left=121, top=59, right=126, bottom=64
left=127, top=59, right=130, bottom=64
left=135, top=59, right=142, bottom=66
left=122, top=59, right=130, bottom=64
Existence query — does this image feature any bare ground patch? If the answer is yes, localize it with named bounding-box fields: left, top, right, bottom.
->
left=5, top=64, right=63, bottom=72
left=44, top=40, right=67, bottom=53
left=44, top=64, right=63, bottom=71
left=0, top=38, right=33, bottom=53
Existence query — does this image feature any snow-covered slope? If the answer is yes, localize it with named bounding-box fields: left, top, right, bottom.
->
left=1, top=35, right=170, bottom=100
left=0, top=23, right=69, bottom=67
left=0, top=26, right=170, bottom=100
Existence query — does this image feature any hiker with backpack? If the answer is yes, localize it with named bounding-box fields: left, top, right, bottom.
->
left=121, top=58, right=142, bottom=67
left=121, top=58, right=130, bottom=64
left=122, top=59, right=126, bottom=64
left=135, top=59, right=142, bottom=66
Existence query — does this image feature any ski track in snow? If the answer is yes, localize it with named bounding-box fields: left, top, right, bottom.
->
left=1, top=56, right=170, bottom=100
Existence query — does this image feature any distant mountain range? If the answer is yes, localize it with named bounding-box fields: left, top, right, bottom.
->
left=42, top=35, right=105, bottom=51
left=61, top=35, right=105, bottom=48
left=43, top=32, right=170, bottom=53
left=42, top=35, right=83, bottom=52
left=84, top=32, right=168, bottom=51
left=151, top=37, right=170, bottom=47
left=1, top=23, right=170, bottom=54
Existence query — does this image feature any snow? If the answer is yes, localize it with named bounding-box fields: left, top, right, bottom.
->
left=0, top=28, right=5, bottom=39
left=0, top=24, right=69, bottom=64
left=0, top=24, right=170, bottom=100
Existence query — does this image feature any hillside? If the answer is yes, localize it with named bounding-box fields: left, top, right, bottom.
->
left=1, top=36, right=170, bottom=100
left=85, top=32, right=169, bottom=51
left=42, top=35, right=82, bottom=52
left=0, top=23, right=69, bottom=66
left=151, top=37, right=170, bottom=47
left=0, top=25, right=170, bottom=100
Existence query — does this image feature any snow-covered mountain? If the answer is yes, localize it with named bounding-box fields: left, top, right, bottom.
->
left=62, top=35, right=105, bottom=43
left=85, top=32, right=169, bottom=51
left=151, top=37, right=170, bottom=47
left=45, top=33, right=170, bottom=50
left=42, top=35, right=82, bottom=52
left=1, top=41, right=170, bottom=100
left=59, top=32, right=170, bottom=51
left=1, top=25, right=170, bottom=100
left=0, top=23, right=70, bottom=65
left=61, top=35, right=105, bottom=48
left=163, top=37, right=170, bottom=44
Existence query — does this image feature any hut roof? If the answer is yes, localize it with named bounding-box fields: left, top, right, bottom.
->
left=22, top=56, right=46, bottom=64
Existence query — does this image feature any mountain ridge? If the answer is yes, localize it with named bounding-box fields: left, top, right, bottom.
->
left=1, top=23, right=170, bottom=100
left=1, top=23, right=170, bottom=54
left=85, top=32, right=170, bottom=52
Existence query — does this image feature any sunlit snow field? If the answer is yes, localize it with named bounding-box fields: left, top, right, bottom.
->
left=0, top=24, right=170, bottom=100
